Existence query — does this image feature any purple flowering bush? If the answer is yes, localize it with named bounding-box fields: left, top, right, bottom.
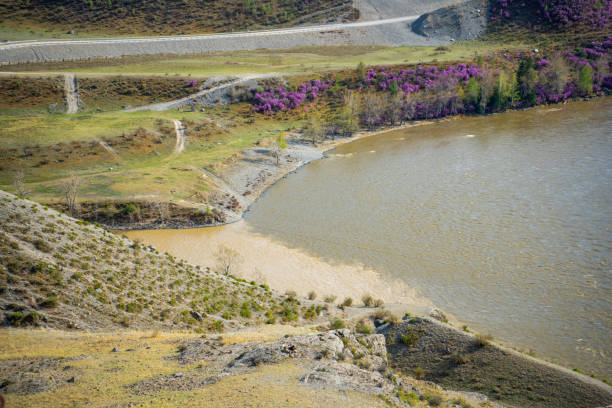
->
left=252, top=79, right=333, bottom=114
left=248, top=44, right=610, bottom=129
left=491, top=0, right=611, bottom=30
left=361, top=64, right=483, bottom=96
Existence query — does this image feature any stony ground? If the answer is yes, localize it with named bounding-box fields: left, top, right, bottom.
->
left=0, top=326, right=503, bottom=408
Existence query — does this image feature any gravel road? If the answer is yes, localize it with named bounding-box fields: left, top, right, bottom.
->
left=0, top=15, right=441, bottom=65
left=0, top=1, right=471, bottom=65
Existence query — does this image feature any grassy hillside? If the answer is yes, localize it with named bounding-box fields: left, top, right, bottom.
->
left=0, top=0, right=357, bottom=38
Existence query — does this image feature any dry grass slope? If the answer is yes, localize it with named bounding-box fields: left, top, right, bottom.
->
left=0, top=190, right=334, bottom=331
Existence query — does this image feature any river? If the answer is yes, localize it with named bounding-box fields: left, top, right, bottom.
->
left=127, top=97, right=612, bottom=378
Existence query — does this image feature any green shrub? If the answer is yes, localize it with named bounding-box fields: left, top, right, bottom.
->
left=330, top=318, right=345, bottom=330
left=422, top=393, right=442, bottom=406
left=240, top=302, right=252, bottom=318
left=281, top=305, right=298, bottom=322
left=6, top=312, right=25, bottom=326
left=355, top=320, right=372, bottom=334
left=209, top=319, right=224, bottom=332
left=39, top=295, right=58, bottom=308
left=125, top=302, right=142, bottom=313
left=400, top=328, right=420, bottom=346
left=414, top=366, right=425, bottom=380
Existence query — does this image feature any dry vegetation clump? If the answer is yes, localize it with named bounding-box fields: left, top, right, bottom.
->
left=78, top=76, right=198, bottom=110
left=0, top=76, right=65, bottom=110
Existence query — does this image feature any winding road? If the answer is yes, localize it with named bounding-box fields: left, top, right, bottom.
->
left=127, top=74, right=279, bottom=112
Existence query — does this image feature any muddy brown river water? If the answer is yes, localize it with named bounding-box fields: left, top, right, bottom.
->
left=128, top=98, right=612, bottom=379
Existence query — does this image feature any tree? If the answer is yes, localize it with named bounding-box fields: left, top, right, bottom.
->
left=490, top=70, right=513, bottom=112
left=303, top=114, right=323, bottom=146
left=13, top=169, right=29, bottom=197
left=356, top=61, right=366, bottom=78
left=578, top=64, right=594, bottom=95
left=337, top=91, right=361, bottom=135
left=361, top=92, right=386, bottom=129
left=271, top=132, right=287, bottom=166
left=215, top=245, right=243, bottom=276
left=549, top=55, right=570, bottom=95
left=60, top=173, right=81, bottom=216
left=517, top=57, right=537, bottom=106
left=387, top=93, right=405, bottom=125
left=152, top=200, right=169, bottom=225
left=466, top=77, right=481, bottom=107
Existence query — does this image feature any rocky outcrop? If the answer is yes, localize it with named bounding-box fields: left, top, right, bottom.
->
left=411, top=0, right=488, bottom=41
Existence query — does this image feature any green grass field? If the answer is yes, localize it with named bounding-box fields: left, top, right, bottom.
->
left=2, top=42, right=527, bottom=77
left=0, top=40, right=530, bottom=207
left=0, top=105, right=302, bottom=204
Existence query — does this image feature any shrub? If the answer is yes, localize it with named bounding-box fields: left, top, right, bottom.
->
left=361, top=294, right=374, bottom=307
left=474, top=333, right=493, bottom=348
left=281, top=305, right=298, bottom=322
left=323, top=295, right=337, bottom=303
left=400, top=328, right=420, bottom=346
left=125, top=302, right=142, bottom=313
left=355, top=320, right=372, bottom=334
left=330, top=318, right=345, bottom=330
left=209, top=319, right=224, bottom=332
left=414, top=366, right=425, bottom=380
left=422, top=393, right=442, bottom=406
left=33, top=239, right=52, bottom=252
left=39, top=295, right=58, bottom=308
left=341, top=297, right=353, bottom=307
left=373, top=298, right=384, bottom=308
left=307, top=291, right=317, bottom=300
left=452, top=352, right=469, bottom=365
left=6, top=312, right=25, bottom=326
left=240, top=302, right=252, bottom=318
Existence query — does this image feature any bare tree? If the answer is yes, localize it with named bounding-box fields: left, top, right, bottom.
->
left=303, top=114, right=324, bottom=146
left=60, top=173, right=82, bottom=216
left=337, top=91, right=361, bottom=135
left=271, top=132, right=287, bottom=166
left=361, top=92, right=386, bottom=129
left=548, top=55, right=571, bottom=95
left=13, top=169, right=29, bottom=197
left=215, top=245, right=243, bottom=276
left=153, top=200, right=170, bottom=225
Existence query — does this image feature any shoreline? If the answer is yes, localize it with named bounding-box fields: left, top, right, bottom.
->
left=105, top=96, right=605, bottom=232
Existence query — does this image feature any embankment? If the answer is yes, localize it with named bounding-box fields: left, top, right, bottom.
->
left=381, top=317, right=612, bottom=408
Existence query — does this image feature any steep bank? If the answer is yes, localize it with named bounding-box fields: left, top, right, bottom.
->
left=381, top=318, right=612, bottom=408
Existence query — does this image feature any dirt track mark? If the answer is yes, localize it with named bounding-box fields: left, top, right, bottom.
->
left=172, top=119, right=186, bottom=154
left=64, top=73, right=78, bottom=114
